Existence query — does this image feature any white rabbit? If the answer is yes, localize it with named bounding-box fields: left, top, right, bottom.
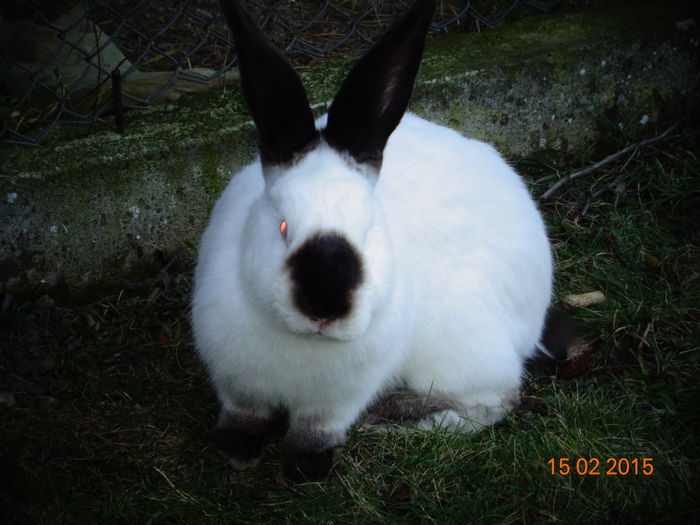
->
left=193, top=0, right=558, bottom=481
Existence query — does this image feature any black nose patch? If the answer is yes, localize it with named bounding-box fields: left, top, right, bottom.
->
left=286, top=232, right=363, bottom=322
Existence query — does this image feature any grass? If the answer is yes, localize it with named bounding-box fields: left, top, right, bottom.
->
left=1, top=133, right=699, bottom=524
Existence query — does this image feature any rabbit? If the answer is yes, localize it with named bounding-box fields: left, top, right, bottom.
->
left=192, top=0, right=557, bottom=482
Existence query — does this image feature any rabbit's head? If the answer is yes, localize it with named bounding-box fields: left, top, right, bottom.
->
left=220, top=0, right=435, bottom=340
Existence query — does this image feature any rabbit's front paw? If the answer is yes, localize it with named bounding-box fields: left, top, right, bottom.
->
left=281, top=445, right=335, bottom=482
left=280, top=424, right=342, bottom=482
left=208, top=425, right=267, bottom=470
left=208, top=406, right=288, bottom=470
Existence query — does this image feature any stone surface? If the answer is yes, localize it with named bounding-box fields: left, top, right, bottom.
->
left=1, top=0, right=698, bottom=300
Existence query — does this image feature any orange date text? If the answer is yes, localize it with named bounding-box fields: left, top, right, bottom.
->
left=548, top=457, right=654, bottom=476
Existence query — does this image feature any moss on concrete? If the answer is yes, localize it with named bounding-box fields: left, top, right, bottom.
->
left=412, top=0, right=700, bottom=156
left=1, top=0, right=698, bottom=300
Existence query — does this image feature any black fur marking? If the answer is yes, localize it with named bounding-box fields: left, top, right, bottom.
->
left=281, top=446, right=335, bottom=482
left=286, top=232, right=363, bottom=322
left=526, top=306, right=577, bottom=374
left=208, top=426, right=266, bottom=465
left=323, top=0, right=435, bottom=167
left=364, top=390, right=457, bottom=425
left=208, top=408, right=289, bottom=466
left=541, top=307, right=577, bottom=361
left=219, top=0, right=319, bottom=165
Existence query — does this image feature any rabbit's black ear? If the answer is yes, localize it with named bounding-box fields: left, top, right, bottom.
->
left=220, top=0, right=319, bottom=166
left=323, top=0, right=435, bottom=169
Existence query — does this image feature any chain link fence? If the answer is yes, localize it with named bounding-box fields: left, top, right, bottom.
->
left=1, top=0, right=568, bottom=147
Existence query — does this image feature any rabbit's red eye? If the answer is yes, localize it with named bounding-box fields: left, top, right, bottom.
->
left=279, top=220, right=288, bottom=241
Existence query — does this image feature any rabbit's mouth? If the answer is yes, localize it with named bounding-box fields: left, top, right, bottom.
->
left=279, top=308, right=368, bottom=343
left=313, top=318, right=357, bottom=341
left=302, top=320, right=356, bottom=342
left=315, top=319, right=330, bottom=336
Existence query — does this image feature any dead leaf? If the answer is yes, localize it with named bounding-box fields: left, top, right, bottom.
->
left=560, top=339, right=595, bottom=379
left=562, top=291, right=605, bottom=308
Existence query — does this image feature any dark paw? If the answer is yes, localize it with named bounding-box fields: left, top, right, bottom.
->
left=208, top=426, right=265, bottom=470
left=281, top=446, right=334, bottom=482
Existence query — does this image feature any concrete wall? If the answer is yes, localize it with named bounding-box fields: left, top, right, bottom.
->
left=1, top=0, right=698, bottom=300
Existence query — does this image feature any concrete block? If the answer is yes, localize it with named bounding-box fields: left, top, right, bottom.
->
left=1, top=0, right=698, bottom=300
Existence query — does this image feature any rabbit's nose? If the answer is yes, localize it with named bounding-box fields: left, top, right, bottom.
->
left=286, top=231, right=364, bottom=322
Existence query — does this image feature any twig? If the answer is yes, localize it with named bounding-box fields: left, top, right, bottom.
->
left=580, top=144, right=641, bottom=215
left=154, top=466, right=198, bottom=504
left=580, top=172, right=627, bottom=216
left=540, top=122, right=682, bottom=201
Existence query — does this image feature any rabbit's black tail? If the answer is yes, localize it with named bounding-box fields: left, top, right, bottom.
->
left=526, top=306, right=577, bottom=374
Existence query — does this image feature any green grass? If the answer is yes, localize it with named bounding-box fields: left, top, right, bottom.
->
left=1, top=138, right=699, bottom=524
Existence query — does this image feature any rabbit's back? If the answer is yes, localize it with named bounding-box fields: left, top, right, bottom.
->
left=377, top=113, right=552, bottom=394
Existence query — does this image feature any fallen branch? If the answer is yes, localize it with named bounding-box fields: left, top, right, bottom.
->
left=540, top=122, right=682, bottom=201
left=579, top=172, right=627, bottom=216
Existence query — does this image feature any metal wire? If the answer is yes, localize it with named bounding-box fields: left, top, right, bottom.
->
left=0, top=0, right=566, bottom=147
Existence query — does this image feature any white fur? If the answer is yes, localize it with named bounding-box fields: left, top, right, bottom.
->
left=192, top=112, right=552, bottom=434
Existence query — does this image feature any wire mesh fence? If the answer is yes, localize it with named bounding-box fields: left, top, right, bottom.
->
left=1, top=0, right=568, bottom=147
